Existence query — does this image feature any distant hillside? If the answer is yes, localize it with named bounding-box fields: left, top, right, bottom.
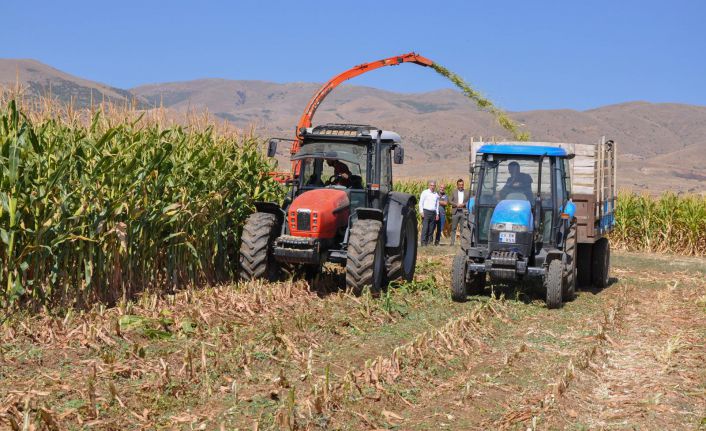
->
left=133, top=80, right=706, bottom=193
left=1, top=58, right=704, bottom=193
left=0, top=59, right=145, bottom=107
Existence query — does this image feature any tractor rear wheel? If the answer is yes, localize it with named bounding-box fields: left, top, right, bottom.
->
left=239, top=212, right=281, bottom=281
left=386, top=215, right=418, bottom=282
left=544, top=259, right=564, bottom=309
left=563, top=223, right=577, bottom=300
left=592, top=237, right=610, bottom=288
left=346, top=219, right=385, bottom=295
left=451, top=253, right=468, bottom=302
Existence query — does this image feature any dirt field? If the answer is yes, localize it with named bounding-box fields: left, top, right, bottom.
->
left=1, top=248, right=705, bottom=430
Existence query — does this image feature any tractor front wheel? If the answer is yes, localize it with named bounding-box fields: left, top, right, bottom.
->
left=239, top=212, right=281, bottom=281
left=544, top=259, right=564, bottom=309
left=346, top=219, right=385, bottom=295
left=451, top=253, right=468, bottom=302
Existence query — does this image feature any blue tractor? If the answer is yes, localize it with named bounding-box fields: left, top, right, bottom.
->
left=452, top=140, right=616, bottom=308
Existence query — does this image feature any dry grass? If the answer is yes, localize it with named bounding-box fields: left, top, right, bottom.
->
left=1, top=250, right=705, bottom=430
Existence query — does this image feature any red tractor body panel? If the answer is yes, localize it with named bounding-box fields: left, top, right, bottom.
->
left=287, top=189, right=350, bottom=239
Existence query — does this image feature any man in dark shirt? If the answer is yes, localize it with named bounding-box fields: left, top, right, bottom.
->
left=326, top=159, right=351, bottom=186
left=499, top=161, right=533, bottom=201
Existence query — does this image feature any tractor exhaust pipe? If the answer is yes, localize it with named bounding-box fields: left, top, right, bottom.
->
left=374, top=130, right=383, bottom=210
left=534, top=153, right=546, bottom=248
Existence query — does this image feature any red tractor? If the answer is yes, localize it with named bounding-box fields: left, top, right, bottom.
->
left=240, top=124, right=418, bottom=292
left=239, top=53, right=433, bottom=292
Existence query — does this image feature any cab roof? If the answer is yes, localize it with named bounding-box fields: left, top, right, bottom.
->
left=477, top=144, right=568, bottom=157
left=304, top=124, right=401, bottom=143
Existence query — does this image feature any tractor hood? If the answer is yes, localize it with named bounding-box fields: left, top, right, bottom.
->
left=288, top=189, right=350, bottom=239
left=490, top=200, right=533, bottom=229
left=488, top=200, right=533, bottom=256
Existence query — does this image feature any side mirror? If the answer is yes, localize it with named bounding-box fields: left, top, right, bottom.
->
left=393, top=146, right=404, bottom=164
left=267, top=139, right=278, bottom=158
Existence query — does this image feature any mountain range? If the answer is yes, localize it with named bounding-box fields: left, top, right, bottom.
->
left=2, top=58, right=704, bottom=194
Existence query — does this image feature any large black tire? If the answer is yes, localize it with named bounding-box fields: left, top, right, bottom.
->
left=346, top=219, right=385, bottom=295
left=563, top=224, right=577, bottom=301
left=239, top=212, right=281, bottom=281
left=592, top=237, right=610, bottom=289
left=451, top=253, right=468, bottom=302
left=386, top=215, right=418, bottom=282
left=544, top=259, right=564, bottom=309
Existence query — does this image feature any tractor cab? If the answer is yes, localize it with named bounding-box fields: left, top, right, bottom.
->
left=289, top=124, right=399, bottom=209
left=470, top=145, right=573, bottom=259
left=454, top=143, right=577, bottom=307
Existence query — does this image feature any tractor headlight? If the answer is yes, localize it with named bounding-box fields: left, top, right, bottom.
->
left=491, top=223, right=529, bottom=232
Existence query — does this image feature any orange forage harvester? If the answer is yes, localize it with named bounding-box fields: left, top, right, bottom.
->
left=268, top=52, right=433, bottom=182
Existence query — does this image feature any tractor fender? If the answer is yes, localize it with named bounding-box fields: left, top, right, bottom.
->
left=254, top=201, right=286, bottom=227
left=355, top=207, right=384, bottom=222
left=385, top=192, right=417, bottom=249
left=544, top=249, right=565, bottom=266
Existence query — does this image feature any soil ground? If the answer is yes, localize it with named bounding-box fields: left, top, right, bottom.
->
left=1, top=247, right=704, bottom=430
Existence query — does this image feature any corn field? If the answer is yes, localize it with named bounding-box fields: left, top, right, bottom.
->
left=394, top=180, right=706, bottom=256
left=0, top=100, right=282, bottom=310
left=612, top=192, right=706, bottom=255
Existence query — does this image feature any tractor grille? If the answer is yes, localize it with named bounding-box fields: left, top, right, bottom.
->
left=296, top=210, right=311, bottom=231
left=490, top=250, right=519, bottom=267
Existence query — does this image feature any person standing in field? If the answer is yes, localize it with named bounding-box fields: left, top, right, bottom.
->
left=449, top=178, right=470, bottom=246
left=418, top=180, right=439, bottom=247
left=433, top=184, right=448, bottom=245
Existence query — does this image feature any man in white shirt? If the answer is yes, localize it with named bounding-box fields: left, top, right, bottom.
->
left=418, top=180, right=439, bottom=246
left=449, top=178, right=471, bottom=246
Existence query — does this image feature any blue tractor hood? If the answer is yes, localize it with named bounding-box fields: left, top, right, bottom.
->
left=490, top=200, right=533, bottom=228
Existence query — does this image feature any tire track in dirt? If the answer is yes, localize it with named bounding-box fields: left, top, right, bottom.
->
left=541, top=270, right=706, bottom=430
left=238, top=249, right=629, bottom=430
left=371, top=285, right=627, bottom=430
left=489, top=284, right=630, bottom=430
left=188, top=251, right=469, bottom=428
left=269, top=297, right=507, bottom=430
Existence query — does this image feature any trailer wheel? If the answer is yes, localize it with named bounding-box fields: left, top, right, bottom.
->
left=451, top=253, right=468, bottom=302
left=563, top=224, right=577, bottom=300
left=346, top=219, right=385, bottom=295
left=544, top=259, right=564, bottom=309
left=239, top=212, right=281, bottom=281
left=592, top=237, right=610, bottom=289
left=577, top=244, right=592, bottom=287
left=386, top=215, right=418, bottom=282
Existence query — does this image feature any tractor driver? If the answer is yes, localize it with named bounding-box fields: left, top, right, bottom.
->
left=499, top=161, right=534, bottom=201
left=326, top=159, right=351, bottom=187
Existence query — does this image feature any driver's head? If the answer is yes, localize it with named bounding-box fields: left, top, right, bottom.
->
left=508, top=161, right=520, bottom=176
left=326, top=159, right=335, bottom=167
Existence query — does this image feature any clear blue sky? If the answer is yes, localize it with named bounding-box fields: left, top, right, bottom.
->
left=2, top=0, right=705, bottom=111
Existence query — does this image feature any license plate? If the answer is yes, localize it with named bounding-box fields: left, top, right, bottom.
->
left=499, top=232, right=516, bottom=243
